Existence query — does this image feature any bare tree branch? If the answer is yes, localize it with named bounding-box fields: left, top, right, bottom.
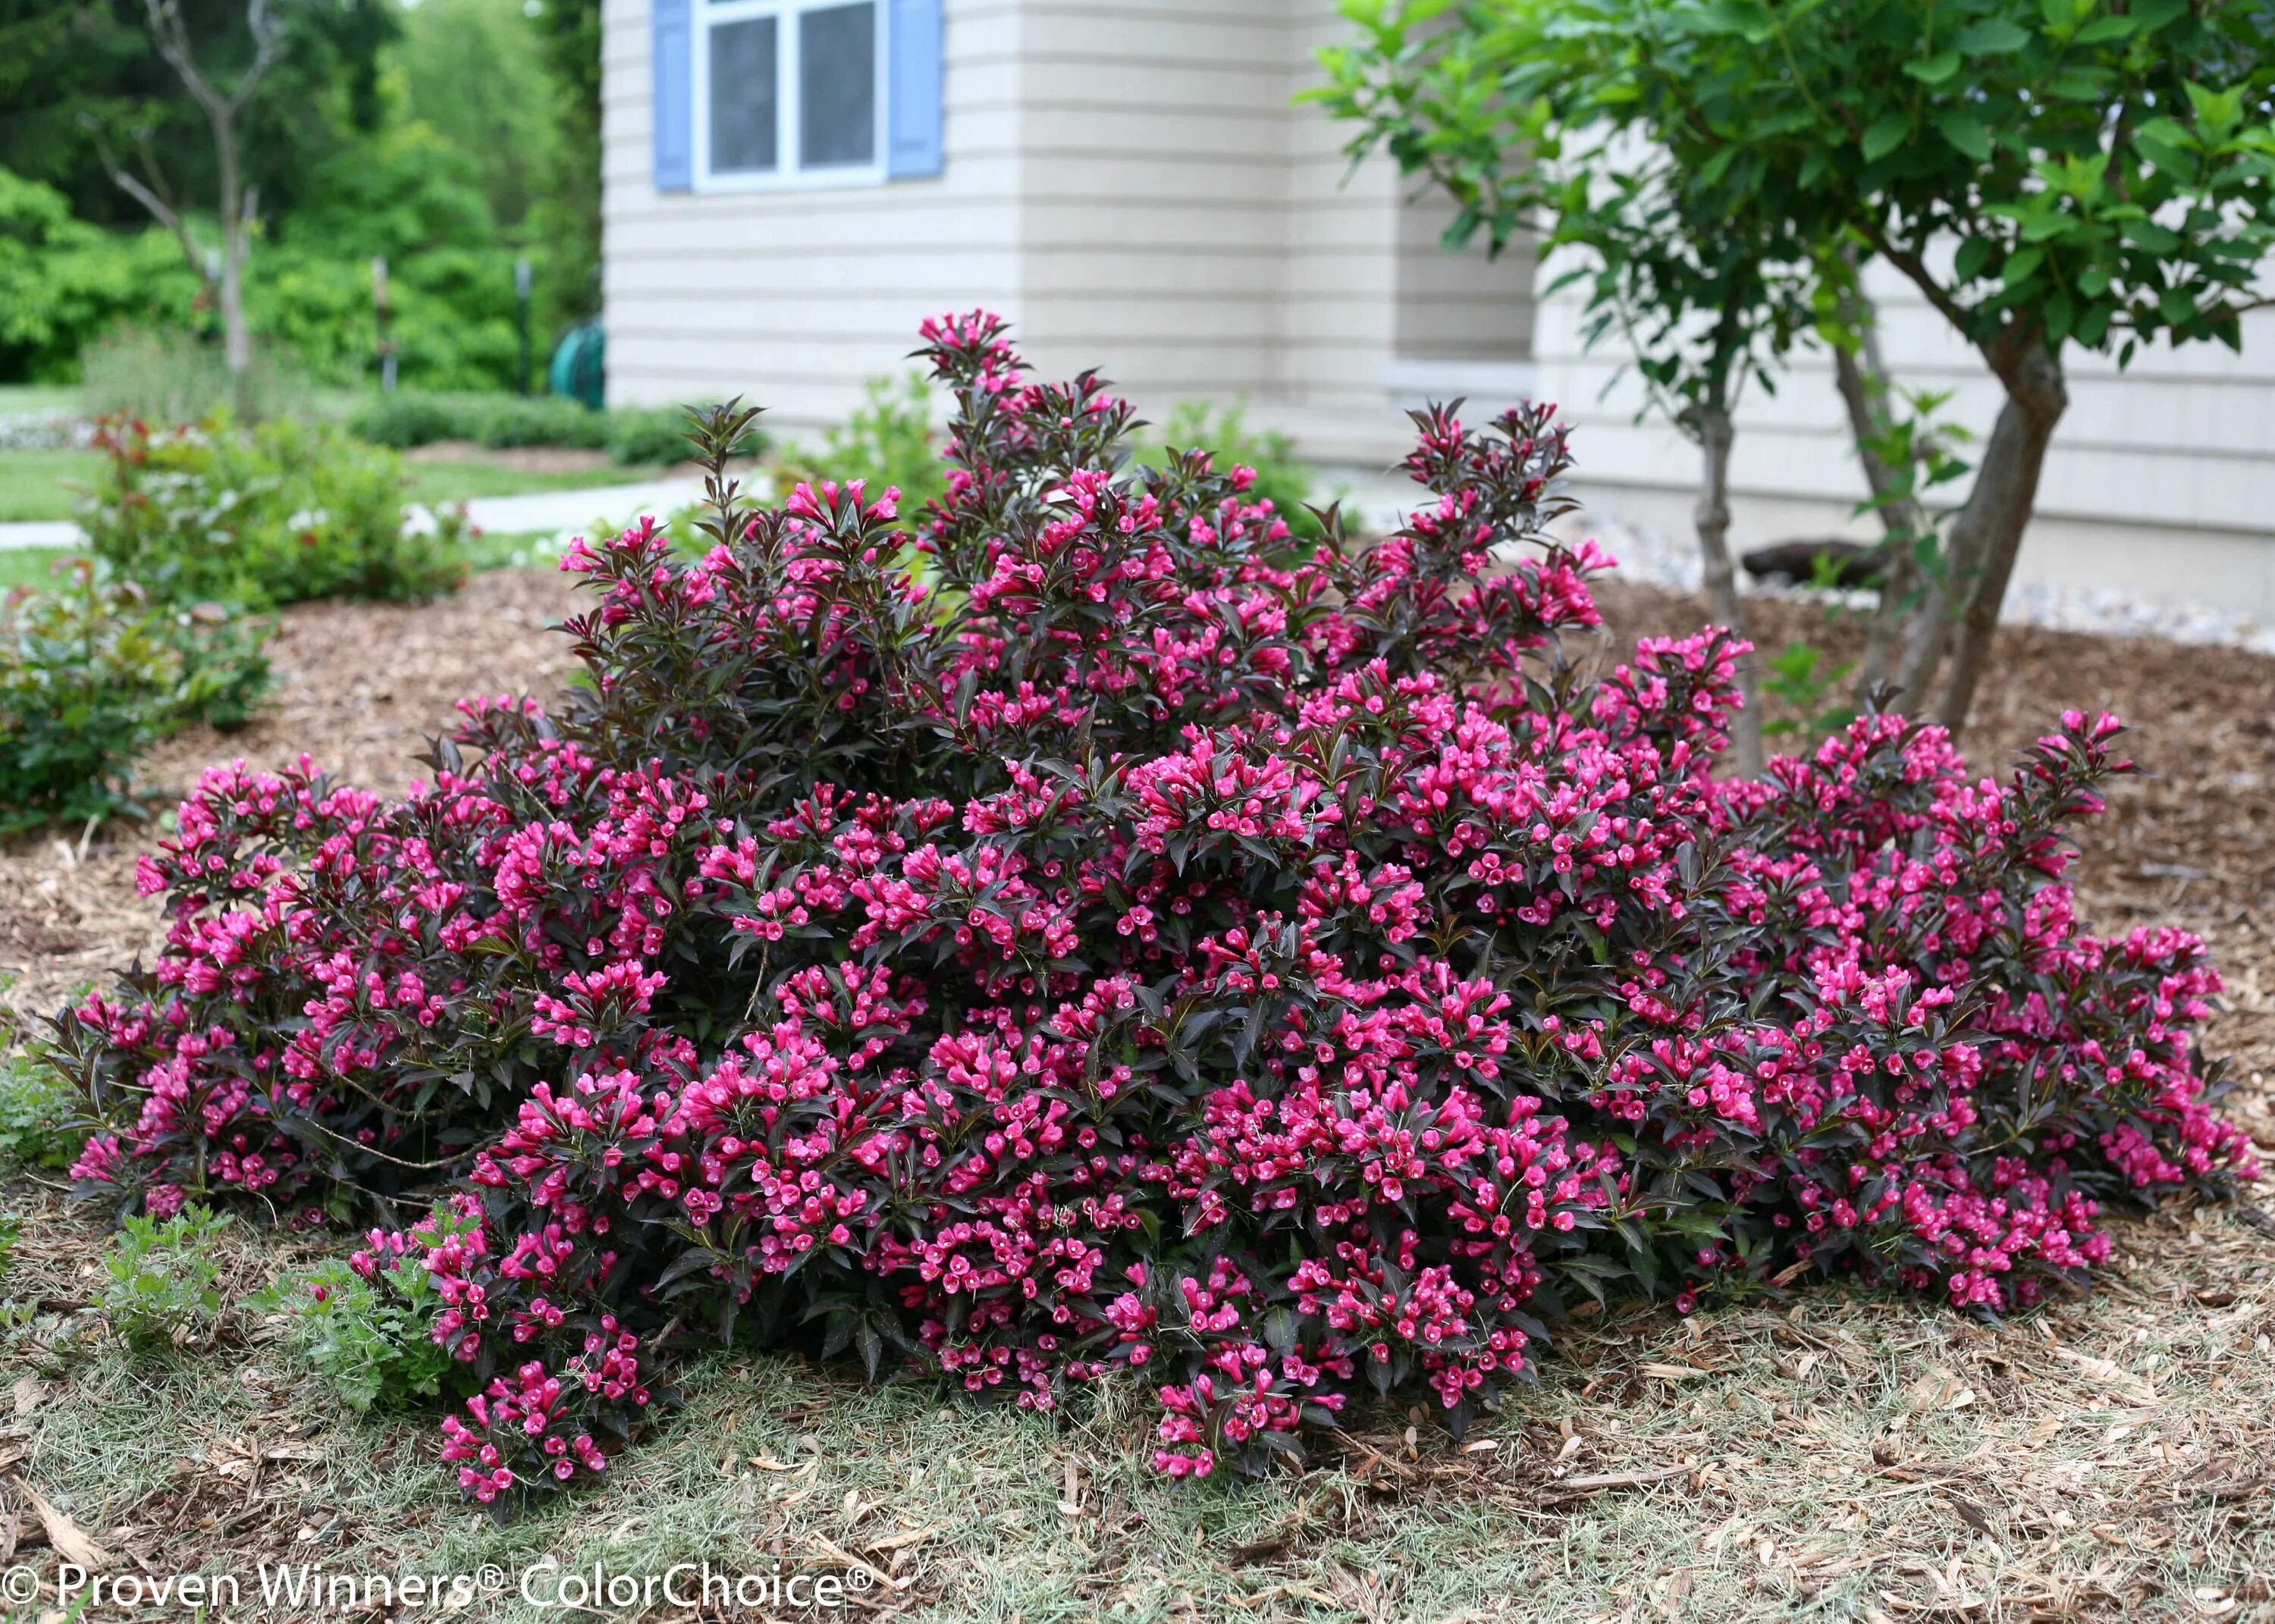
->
left=81, top=114, right=209, bottom=284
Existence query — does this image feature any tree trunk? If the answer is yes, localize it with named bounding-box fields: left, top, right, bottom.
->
left=1932, top=341, right=2066, bottom=734
left=212, top=108, right=251, bottom=395
left=1831, top=331, right=1922, bottom=701
left=1691, top=402, right=1763, bottom=777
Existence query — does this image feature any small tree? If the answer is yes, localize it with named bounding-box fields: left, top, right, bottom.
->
left=1320, top=0, right=2275, bottom=732
left=91, top=0, right=287, bottom=394
left=1317, top=0, right=1822, bottom=773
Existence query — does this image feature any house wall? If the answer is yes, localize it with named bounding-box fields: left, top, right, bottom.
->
left=602, top=0, right=1538, bottom=453
left=1531, top=252, right=2275, bottom=621
left=600, top=0, right=1028, bottom=427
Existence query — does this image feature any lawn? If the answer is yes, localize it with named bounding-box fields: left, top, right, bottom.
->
left=399, top=459, right=664, bottom=507
left=0, top=547, right=73, bottom=593
left=0, top=575, right=2268, bottom=1619
left=0, top=449, right=657, bottom=528
left=0, top=450, right=100, bottom=523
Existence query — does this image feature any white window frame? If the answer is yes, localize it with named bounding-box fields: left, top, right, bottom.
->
left=693, top=0, right=888, bottom=193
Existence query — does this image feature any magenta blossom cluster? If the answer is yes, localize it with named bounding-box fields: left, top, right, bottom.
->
left=55, top=315, right=2255, bottom=1497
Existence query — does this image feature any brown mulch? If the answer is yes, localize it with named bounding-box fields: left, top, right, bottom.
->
left=0, top=568, right=579, bottom=1024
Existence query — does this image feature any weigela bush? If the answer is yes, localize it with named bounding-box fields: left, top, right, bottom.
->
left=52, top=315, right=2255, bottom=1499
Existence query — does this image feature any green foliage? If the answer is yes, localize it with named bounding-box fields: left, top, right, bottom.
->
left=259, top=1209, right=475, bottom=1412
left=348, top=389, right=602, bottom=451
left=604, top=406, right=698, bottom=469
left=1326, top=0, right=2275, bottom=370
left=1316, top=0, right=1820, bottom=431
left=778, top=373, right=944, bottom=515
left=0, top=0, right=401, bottom=231
left=0, top=1210, right=18, bottom=1279
left=1759, top=640, right=1856, bottom=742
left=396, top=0, right=565, bottom=234
left=77, top=324, right=309, bottom=426
left=77, top=415, right=464, bottom=609
left=1145, top=400, right=1324, bottom=542
left=0, top=562, right=271, bottom=831
left=0, top=169, right=202, bottom=385
left=0, top=1051, right=89, bottom=1171
left=101, top=1203, right=231, bottom=1353
left=347, top=390, right=720, bottom=466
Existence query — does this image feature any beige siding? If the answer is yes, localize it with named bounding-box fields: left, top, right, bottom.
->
left=1533, top=252, right=2275, bottom=616
left=601, top=0, right=1028, bottom=428
left=602, top=0, right=1536, bottom=461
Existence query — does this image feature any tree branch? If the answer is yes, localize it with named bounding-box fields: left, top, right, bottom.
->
left=82, top=117, right=209, bottom=284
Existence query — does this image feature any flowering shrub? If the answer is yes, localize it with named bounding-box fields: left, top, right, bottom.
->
left=78, top=415, right=465, bottom=610
left=51, top=315, right=2255, bottom=1500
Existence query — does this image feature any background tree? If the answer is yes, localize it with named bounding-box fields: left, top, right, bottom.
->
left=2, top=0, right=395, bottom=230
left=527, top=0, right=604, bottom=331
left=1317, top=0, right=2275, bottom=733
left=90, top=0, right=290, bottom=389
left=1318, top=0, right=1822, bottom=774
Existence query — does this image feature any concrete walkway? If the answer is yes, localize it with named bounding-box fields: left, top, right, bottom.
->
left=0, top=477, right=711, bottom=553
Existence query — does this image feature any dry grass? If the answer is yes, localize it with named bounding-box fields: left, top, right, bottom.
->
left=0, top=570, right=2270, bottom=1621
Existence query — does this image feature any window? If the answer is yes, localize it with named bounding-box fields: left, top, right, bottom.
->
left=697, top=0, right=884, bottom=187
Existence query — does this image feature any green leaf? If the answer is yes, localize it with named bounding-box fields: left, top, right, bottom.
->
left=1953, top=17, right=2032, bottom=53
left=1953, top=236, right=1994, bottom=280
left=1862, top=114, right=1910, bottom=162
left=2002, top=246, right=2045, bottom=287
left=2072, top=13, right=2138, bottom=42
left=1903, top=50, right=1961, bottom=84
left=1936, top=111, right=1994, bottom=161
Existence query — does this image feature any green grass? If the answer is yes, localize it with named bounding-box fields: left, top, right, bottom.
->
left=400, top=460, right=661, bottom=507
left=0, top=450, right=100, bottom=522
left=0, top=384, right=80, bottom=419
left=0, top=449, right=651, bottom=530
left=0, top=547, right=76, bottom=592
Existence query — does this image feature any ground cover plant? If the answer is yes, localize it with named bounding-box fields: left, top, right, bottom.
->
left=47, top=315, right=2256, bottom=1513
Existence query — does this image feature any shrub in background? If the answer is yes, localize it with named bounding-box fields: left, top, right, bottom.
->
left=78, top=415, right=464, bottom=610
left=78, top=326, right=312, bottom=429
left=0, top=564, right=270, bottom=831
left=53, top=315, right=2254, bottom=1503
left=776, top=372, right=945, bottom=519
left=1145, top=399, right=1324, bottom=541
left=0, top=170, right=202, bottom=386
left=347, top=392, right=724, bottom=468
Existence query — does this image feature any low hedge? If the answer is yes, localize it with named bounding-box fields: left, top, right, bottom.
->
left=346, top=391, right=739, bottom=469
left=77, top=415, right=466, bottom=610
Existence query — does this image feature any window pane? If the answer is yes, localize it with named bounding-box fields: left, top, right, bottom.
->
left=799, top=2, right=875, bottom=168
left=709, top=17, right=778, bottom=173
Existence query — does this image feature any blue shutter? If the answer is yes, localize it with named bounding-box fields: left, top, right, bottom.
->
left=887, top=0, right=943, bottom=178
left=653, top=0, right=695, bottom=191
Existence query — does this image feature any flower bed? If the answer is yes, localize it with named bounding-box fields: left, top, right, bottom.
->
left=50, top=315, right=2255, bottom=1502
